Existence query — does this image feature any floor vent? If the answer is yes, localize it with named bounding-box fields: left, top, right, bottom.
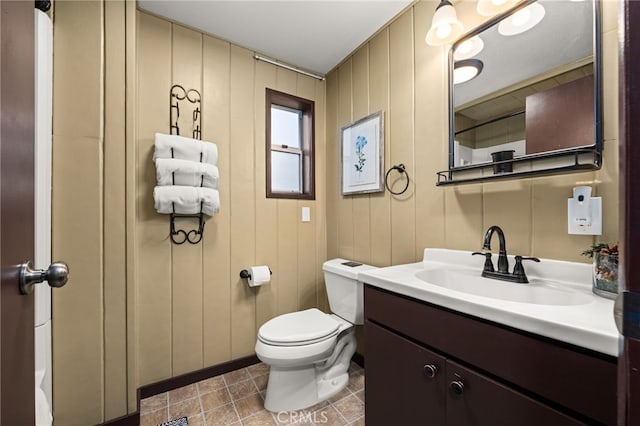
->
left=159, top=417, right=188, bottom=426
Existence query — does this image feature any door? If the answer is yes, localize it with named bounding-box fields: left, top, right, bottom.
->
left=365, top=320, right=447, bottom=426
left=618, top=1, right=640, bottom=425
left=0, top=1, right=36, bottom=424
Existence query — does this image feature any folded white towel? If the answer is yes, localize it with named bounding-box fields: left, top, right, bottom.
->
left=154, top=186, right=220, bottom=216
left=153, top=132, right=218, bottom=165
left=155, top=158, right=219, bottom=189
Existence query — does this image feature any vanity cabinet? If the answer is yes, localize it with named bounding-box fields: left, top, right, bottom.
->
left=364, top=285, right=617, bottom=425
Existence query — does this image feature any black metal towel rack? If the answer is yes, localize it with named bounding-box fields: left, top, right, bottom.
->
left=168, top=84, right=205, bottom=245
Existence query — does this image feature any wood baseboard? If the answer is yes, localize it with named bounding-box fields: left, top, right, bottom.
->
left=139, top=354, right=260, bottom=399
left=99, top=412, right=140, bottom=426
left=352, top=352, right=365, bottom=368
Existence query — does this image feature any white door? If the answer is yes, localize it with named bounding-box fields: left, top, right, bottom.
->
left=34, top=8, right=53, bottom=425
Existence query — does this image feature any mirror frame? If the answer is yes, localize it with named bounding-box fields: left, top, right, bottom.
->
left=437, top=0, right=603, bottom=186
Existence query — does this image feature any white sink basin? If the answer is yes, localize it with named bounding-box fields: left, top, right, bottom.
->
left=357, top=248, right=619, bottom=356
left=415, top=267, right=593, bottom=306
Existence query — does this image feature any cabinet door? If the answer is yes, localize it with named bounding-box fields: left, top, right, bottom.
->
left=446, top=360, right=582, bottom=426
left=365, top=320, right=446, bottom=426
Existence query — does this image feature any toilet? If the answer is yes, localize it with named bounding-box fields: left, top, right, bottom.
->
left=255, top=258, right=376, bottom=412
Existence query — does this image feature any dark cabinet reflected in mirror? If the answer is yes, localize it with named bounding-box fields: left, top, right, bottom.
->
left=437, top=0, right=602, bottom=185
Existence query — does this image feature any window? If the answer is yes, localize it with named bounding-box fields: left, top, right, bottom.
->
left=266, top=88, right=315, bottom=199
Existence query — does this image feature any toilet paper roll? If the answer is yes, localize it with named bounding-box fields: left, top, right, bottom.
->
left=248, top=265, right=271, bottom=287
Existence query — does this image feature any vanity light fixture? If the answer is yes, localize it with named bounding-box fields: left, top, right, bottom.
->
left=425, top=0, right=464, bottom=46
left=498, top=2, right=546, bottom=36
left=477, top=0, right=519, bottom=17
left=454, top=36, right=484, bottom=60
left=454, top=59, right=484, bottom=84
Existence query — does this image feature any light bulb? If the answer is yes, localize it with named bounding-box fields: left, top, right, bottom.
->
left=458, top=40, right=473, bottom=55
left=512, top=8, right=531, bottom=27
left=454, top=66, right=478, bottom=84
left=436, top=23, right=452, bottom=39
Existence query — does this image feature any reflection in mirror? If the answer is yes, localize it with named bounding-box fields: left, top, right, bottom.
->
left=438, top=0, right=602, bottom=185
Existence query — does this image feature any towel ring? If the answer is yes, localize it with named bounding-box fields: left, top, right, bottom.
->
left=385, top=164, right=410, bottom=195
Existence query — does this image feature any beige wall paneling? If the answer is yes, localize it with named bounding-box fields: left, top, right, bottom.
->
left=481, top=181, right=532, bottom=256
left=254, top=60, right=279, bottom=327
left=337, top=61, right=355, bottom=259
left=202, top=34, right=233, bottom=366
left=597, top=139, right=619, bottom=243
left=596, top=24, right=619, bottom=243
left=388, top=11, right=416, bottom=265
left=170, top=25, right=205, bottom=376
left=275, top=68, right=300, bottom=316
left=325, top=72, right=339, bottom=263
left=351, top=47, right=372, bottom=264
left=413, top=1, right=446, bottom=255
left=313, top=79, right=328, bottom=311
left=368, top=29, right=392, bottom=267
left=125, top=0, right=138, bottom=412
left=530, top=172, right=596, bottom=262
left=52, top=1, right=105, bottom=424
left=229, top=45, right=257, bottom=357
left=443, top=185, right=484, bottom=251
left=136, top=12, right=174, bottom=385
left=324, top=72, right=339, bottom=311
left=104, top=0, right=128, bottom=419
left=296, top=75, right=320, bottom=311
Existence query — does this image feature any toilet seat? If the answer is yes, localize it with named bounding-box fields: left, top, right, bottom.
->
left=258, top=308, right=340, bottom=346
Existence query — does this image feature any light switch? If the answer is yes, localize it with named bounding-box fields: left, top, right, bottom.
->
left=301, top=207, right=311, bottom=222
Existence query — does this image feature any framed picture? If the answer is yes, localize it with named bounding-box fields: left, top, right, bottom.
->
left=341, top=111, right=384, bottom=195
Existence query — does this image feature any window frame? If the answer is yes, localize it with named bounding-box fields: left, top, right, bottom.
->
left=266, top=88, right=315, bottom=200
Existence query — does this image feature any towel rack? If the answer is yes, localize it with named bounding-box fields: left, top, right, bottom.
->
left=169, top=84, right=205, bottom=245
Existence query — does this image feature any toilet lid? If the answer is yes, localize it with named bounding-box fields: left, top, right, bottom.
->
left=258, top=308, right=341, bottom=346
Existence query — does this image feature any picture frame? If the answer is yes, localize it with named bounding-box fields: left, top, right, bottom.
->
left=341, top=111, right=384, bottom=195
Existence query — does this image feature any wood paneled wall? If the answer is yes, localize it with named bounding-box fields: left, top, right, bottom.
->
left=52, top=4, right=326, bottom=423
left=135, top=10, right=327, bottom=385
left=326, top=0, right=620, bottom=266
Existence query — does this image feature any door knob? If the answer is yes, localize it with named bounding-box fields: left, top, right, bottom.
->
left=19, top=261, right=69, bottom=295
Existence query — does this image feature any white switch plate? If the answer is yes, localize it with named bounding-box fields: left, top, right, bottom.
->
left=567, top=197, right=602, bottom=235
left=301, top=207, right=310, bottom=222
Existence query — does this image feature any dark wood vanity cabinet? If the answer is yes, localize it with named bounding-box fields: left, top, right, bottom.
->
left=364, top=285, right=617, bottom=426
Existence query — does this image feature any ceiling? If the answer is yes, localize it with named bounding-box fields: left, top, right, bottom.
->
left=137, top=0, right=413, bottom=76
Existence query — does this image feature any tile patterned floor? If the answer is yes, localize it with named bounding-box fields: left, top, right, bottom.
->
left=139, top=361, right=365, bottom=426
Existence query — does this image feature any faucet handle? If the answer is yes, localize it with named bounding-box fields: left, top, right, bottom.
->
left=513, top=256, right=541, bottom=282
left=472, top=252, right=495, bottom=273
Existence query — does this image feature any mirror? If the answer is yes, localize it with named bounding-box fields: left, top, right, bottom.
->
left=438, top=0, right=602, bottom=185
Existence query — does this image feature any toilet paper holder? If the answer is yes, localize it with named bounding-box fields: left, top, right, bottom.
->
left=240, top=268, right=272, bottom=280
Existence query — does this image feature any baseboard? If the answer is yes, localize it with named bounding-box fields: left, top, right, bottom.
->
left=352, top=352, right=365, bottom=368
left=99, top=412, right=140, bottom=426
left=98, top=354, right=260, bottom=425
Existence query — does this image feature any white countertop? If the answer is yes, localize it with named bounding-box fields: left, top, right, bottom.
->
left=359, top=249, right=620, bottom=357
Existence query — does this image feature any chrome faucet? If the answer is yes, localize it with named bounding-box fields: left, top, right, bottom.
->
left=472, top=225, right=540, bottom=283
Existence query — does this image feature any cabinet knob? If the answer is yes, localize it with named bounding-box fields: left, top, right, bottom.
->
left=450, top=380, right=465, bottom=395
left=423, top=364, right=438, bottom=379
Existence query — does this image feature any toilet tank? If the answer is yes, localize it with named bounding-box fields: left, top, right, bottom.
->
left=322, top=259, right=378, bottom=325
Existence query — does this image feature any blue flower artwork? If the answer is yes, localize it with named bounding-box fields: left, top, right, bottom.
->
left=354, top=135, right=368, bottom=174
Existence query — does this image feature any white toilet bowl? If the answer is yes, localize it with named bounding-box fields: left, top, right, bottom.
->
left=255, top=259, right=376, bottom=412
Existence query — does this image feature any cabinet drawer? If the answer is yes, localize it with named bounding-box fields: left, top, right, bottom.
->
left=365, top=285, right=617, bottom=424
